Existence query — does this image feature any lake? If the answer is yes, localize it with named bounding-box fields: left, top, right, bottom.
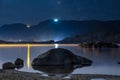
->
left=0, top=44, right=120, bottom=76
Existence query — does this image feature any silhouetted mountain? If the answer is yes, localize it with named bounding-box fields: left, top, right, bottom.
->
left=0, top=20, right=120, bottom=42
left=0, top=23, right=30, bottom=40
left=58, top=32, right=120, bottom=43
left=0, top=40, right=7, bottom=43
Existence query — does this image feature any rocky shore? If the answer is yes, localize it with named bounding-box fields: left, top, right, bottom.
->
left=0, top=70, right=120, bottom=80
left=1, top=48, right=120, bottom=80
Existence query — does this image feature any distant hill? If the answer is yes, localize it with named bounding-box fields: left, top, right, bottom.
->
left=57, top=32, right=120, bottom=43
left=0, top=20, right=120, bottom=42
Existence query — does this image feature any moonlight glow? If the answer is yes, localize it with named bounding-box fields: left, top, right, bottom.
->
left=54, top=44, right=59, bottom=48
left=54, top=18, right=59, bottom=22
left=27, top=25, right=30, bottom=28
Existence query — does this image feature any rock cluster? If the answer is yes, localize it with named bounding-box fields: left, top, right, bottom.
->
left=2, top=58, right=24, bottom=70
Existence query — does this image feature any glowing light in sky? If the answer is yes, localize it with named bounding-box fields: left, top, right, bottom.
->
left=53, top=18, right=58, bottom=22
left=54, top=44, right=59, bottom=48
left=27, top=44, right=31, bottom=69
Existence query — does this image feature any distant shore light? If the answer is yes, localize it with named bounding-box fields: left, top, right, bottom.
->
left=54, top=44, right=59, bottom=48
left=54, top=18, right=59, bottom=22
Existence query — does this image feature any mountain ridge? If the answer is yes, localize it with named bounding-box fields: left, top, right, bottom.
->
left=0, top=20, right=120, bottom=42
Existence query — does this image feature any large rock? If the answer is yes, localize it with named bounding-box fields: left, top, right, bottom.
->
left=32, top=48, right=92, bottom=67
left=15, top=58, right=24, bottom=69
left=2, top=62, right=15, bottom=70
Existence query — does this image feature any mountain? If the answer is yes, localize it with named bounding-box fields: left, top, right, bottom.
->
left=0, top=19, right=120, bottom=42
left=58, top=32, right=120, bottom=43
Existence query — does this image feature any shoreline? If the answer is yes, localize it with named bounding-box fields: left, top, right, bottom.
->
left=0, top=70, right=120, bottom=80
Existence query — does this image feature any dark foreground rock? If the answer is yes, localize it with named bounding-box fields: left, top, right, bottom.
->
left=2, top=62, right=15, bottom=70
left=15, top=58, right=24, bottom=69
left=32, top=48, right=92, bottom=67
left=0, top=70, right=120, bottom=80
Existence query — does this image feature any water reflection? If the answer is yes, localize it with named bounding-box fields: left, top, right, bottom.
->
left=33, top=66, right=75, bottom=75
left=0, top=44, right=120, bottom=75
left=27, top=44, right=31, bottom=68
left=81, top=47, right=119, bottom=56
left=32, top=65, right=87, bottom=77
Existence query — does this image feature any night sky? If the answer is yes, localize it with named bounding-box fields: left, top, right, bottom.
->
left=0, top=0, right=120, bottom=26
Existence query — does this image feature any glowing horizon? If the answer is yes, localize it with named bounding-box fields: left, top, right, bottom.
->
left=0, top=44, right=78, bottom=47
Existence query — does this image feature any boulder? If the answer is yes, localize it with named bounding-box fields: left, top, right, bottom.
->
left=15, top=58, right=24, bottom=69
left=32, top=48, right=92, bottom=66
left=2, top=62, right=15, bottom=70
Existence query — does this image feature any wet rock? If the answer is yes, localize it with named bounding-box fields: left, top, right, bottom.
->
left=2, top=62, right=15, bottom=70
left=32, top=48, right=92, bottom=66
left=15, top=58, right=24, bottom=69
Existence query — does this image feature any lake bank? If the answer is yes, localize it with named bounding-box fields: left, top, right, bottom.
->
left=0, top=70, right=120, bottom=80
left=0, top=46, right=120, bottom=77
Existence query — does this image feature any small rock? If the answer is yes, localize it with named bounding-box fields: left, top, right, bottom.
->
left=2, top=62, right=15, bottom=70
left=15, top=58, right=24, bottom=69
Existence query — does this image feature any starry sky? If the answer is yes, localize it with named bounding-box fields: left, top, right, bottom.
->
left=0, top=0, right=120, bottom=26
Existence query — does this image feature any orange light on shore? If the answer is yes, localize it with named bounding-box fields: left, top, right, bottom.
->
left=0, top=44, right=78, bottom=47
left=27, top=44, right=31, bottom=68
left=0, top=44, right=27, bottom=47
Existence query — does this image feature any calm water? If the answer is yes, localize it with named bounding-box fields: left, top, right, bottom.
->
left=0, top=46, right=120, bottom=76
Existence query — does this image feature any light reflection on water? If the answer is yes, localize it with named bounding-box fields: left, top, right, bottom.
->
left=0, top=45, right=120, bottom=75
left=27, top=44, right=31, bottom=69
